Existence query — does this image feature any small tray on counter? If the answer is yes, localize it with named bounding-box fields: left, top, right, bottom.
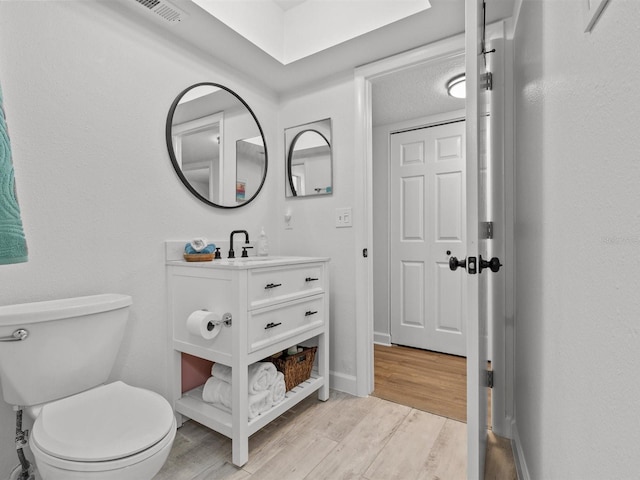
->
left=183, top=253, right=215, bottom=262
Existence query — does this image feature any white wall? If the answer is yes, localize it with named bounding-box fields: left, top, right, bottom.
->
left=278, top=77, right=358, bottom=391
left=0, top=3, right=279, bottom=475
left=512, top=1, right=640, bottom=478
left=372, top=124, right=391, bottom=343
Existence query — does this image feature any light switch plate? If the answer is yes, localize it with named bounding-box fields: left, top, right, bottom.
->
left=335, top=207, right=352, bottom=228
left=284, top=210, right=293, bottom=230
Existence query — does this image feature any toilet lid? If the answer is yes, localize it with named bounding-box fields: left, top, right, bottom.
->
left=32, top=381, right=175, bottom=462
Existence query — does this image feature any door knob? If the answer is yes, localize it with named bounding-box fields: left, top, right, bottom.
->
left=479, top=255, right=502, bottom=273
left=449, top=257, right=466, bottom=271
left=449, top=256, right=477, bottom=274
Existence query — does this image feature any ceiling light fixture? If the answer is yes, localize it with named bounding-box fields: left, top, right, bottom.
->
left=447, top=74, right=466, bottom=99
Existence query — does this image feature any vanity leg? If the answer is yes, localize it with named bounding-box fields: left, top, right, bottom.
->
left=232, top=363, right=249, bottom=466
left=232, top=436, right=249, bottom=467
left=170, top=350, right=186, bottom=426
left=317, top=332, right=330, bottom=401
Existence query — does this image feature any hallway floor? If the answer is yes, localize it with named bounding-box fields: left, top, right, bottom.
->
left=372, top=343, right=468, bottom=422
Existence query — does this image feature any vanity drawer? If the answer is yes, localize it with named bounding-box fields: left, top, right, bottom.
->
left=248, top=264, right=324, bottom=309
left=248, top=295, right=324, bottom=353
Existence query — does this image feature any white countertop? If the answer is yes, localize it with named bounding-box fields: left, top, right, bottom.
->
left=166, top=255, right=330, bottom=270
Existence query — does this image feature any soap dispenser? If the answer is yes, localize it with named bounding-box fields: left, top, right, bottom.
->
left=257, top=227, right=269, bottom=256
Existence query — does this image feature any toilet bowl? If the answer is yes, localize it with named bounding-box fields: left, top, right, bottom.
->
left=0, top=294, right=177, bottom=480
left=28, top=382, right=176, bottom=480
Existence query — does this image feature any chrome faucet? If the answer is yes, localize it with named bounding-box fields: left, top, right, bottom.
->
left=228, top=230, right=250, bottom=259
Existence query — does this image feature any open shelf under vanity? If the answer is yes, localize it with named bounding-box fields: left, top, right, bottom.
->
left=175, top=373, right=324, bottom=438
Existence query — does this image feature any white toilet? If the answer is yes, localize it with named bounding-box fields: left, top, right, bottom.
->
left=0, top=294, right=176, bottom=480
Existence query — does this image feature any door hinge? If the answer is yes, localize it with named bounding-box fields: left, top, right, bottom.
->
left=486, top=370, right=494, bottom=389
left=480, top=221, right=493, bottom=239
left=481, top=72, right=493, bottom=91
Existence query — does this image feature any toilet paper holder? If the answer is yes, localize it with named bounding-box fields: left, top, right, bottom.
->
left=202, top=310, right=232, bottom=327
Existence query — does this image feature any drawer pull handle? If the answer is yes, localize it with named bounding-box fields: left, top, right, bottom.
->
left=305, top=277, right=319, bottom=282
left=305, top=310, right=318, bottom=317
left=264, top=322, right=282, bottom=330
left=265, top=283, right=282, bottom=290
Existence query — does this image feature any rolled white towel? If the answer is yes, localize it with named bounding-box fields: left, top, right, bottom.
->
left=202, top=377, right=271, bottom=419
left=268, top=372, right=286, bottom=406
left=250, top=390, right=272, bottom=418
left=211, top=361, right=278, bottom=394
left=202, top=376, right=231, bottom=409
left=249, top=362, right=278, bottom=393
left=210, top=363, right=232, bottom=383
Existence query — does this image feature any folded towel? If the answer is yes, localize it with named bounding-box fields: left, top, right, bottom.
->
left=0, top=81, right=28, bottom=265
left=190, top=237, right=207, bottom=252
left=202, top=377, right=271, bottom=419
left=268, top=372, right=286, bottom=406
left=211, top=361, right=278, bottom=394
left=184, top=242, right=215, bottom=254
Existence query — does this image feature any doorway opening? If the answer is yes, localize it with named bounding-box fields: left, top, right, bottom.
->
left=353, top=21, right=514, bottom=478
left=354, top=28, right=512, bottom=438
left=367, top=52, right=471, bottom=421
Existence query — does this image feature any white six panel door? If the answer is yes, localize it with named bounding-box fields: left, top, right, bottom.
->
left=390, top=120, right=467, bottom=356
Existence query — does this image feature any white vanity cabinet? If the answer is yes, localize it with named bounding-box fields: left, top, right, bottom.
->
left=166, top=256, right=330, bottom=467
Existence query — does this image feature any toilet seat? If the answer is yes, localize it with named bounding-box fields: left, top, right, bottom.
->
left=29, top=419, right=176, bottom=474
left=31, top=381, right=175, bottom=466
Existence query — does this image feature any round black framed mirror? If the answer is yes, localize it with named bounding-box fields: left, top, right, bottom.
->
left=166, top=82, right=268, bottom=208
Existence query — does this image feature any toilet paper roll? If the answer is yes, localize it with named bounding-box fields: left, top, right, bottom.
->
left=186, top=310, right=221, bottom=340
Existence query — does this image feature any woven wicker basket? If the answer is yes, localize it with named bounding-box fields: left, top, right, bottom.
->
left=270, top=346, right=317, bottom=391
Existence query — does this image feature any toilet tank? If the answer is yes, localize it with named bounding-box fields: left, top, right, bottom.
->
left=0, top=294, right=132, bottom=407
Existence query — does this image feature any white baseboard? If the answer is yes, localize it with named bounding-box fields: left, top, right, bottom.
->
left=329, top=370, right=358, bottom=396
left=511, top=421, right=530, bottom=480
left=373, top=332, right=391, bottom=345
left=492, top=412, right=514, bottom=439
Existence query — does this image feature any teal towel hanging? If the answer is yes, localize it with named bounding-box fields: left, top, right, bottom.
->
left=0, top=81, right=28, bottom=265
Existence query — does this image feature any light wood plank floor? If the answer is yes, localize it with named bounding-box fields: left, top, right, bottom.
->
left=154, top=389, right=516, bottom=480
left=371, top=344, right=514, bottom=479
left=372, top=344, right=468, bottom=422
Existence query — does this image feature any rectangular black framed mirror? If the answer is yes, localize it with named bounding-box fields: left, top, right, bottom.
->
left=285, top=118, right=332, bottom=197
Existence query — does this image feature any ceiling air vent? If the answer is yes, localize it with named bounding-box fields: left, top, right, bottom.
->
left=133, top=0, right=188, bottom=23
